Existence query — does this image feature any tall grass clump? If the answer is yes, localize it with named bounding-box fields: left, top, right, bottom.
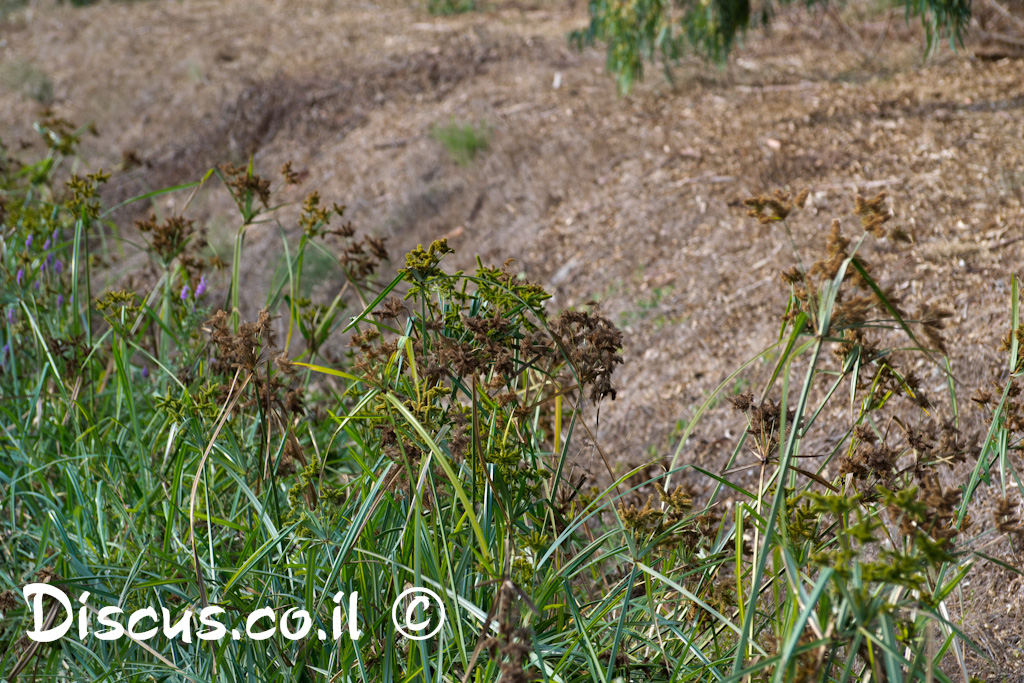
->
left=0, top=118, right=1020, bottom=682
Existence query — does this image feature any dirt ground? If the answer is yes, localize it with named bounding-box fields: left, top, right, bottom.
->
left=3, top=0, right=1024, bottom=676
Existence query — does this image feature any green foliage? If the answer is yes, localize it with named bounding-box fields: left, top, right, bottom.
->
left=59, top=0, right=155, bottom=5
left=0, top=60, right=54, bottom=105
left=572, top=0, right=973, bottom=92
left=0, top=0, right=28, bottom=21
left=431, top=119, right=491, bottom=166
left=426, top=0, right=477, bottom=14
left=0, top=122, right=1017, bottom=682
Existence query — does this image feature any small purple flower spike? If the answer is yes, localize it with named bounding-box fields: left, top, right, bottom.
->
left=52, top=229, right=59, bottom=243
left=6, top=308, right=13, bottom=323
left=16, top=269, right=24, bottom=286
left=34, top=281, right=40, bottom=291
left=54, top=260, right=63, bottom=275
left=25, top=235, right=33, bottom=250
left=195, top=274, right=208, bottom=298
left=47, top=254, right=55, bottom=268
left=180, top=284, right=190, bottom=301
left=141, top=366, right=149, bottom=379
left=57, top=294, right=64, bottom=307
left=43, top=238, right=51, bottom=251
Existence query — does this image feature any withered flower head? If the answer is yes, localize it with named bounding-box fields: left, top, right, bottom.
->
left=742, top=189, right=808, bottom=224
left=221, top=163, right=271, bottom=210
left=280, top=161, right=301, bottom=185
left=854, top=191, right=896, bottom=239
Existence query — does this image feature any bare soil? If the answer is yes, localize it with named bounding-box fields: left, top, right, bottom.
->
left=3, top=0, right=1024, bottom=676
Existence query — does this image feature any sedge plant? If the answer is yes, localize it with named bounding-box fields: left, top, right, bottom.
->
left=0, top=123, right=1020, bottom=682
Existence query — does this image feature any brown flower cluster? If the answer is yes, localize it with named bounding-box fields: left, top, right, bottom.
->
left=38, top=109, right=86, bottom=155
left=476, top=582, right=535, bottom=683
left=295, top=192, right=389, bottom=278
left=997, top=325, right=1024, bottom=374
left=915, top=303, right=953, bottom=354
left=854, top=191, right=909, bottom=241
left=994, top=495, right=1024, bottom=548
left=617, top=482, right=719, bottom=554
left=807, top=220, right=868, bottom=286
left=297, top=191, right=336, bottom=237
left=548, top=306, right=624, bottom=402
left=881, top=481, right=966, bottom=547
left=204, top=308, right=304, bottom=416
left=777, top=218, right=884, bottom=329
left=438, top=315, right=517, bottom=379
left=728, top=391, right=796, bottom=458
left=743, top=188, right=809, bottom=224
left=618, top=494, right=662, bottom=537
left=136, top=214, right=199, bottom=263
left=376, top=295, right=406, bottom=320
left=207, top=308, right=276, bottom=373
left=339, top=231, right=389, bottom=280
left=0, top=589, right=16, bottom=613
left=904, top=420, right=975, bottom=471
left=65, top=169, right=110, bottom=220
left=758, top=192, right=949, bottom=362
left=221, top=162, right=271, bottom=211
left=841, top=420, right=976, bottom=496
left=280, top=161, right=301, bottom=186
left=975, top=379, right=1024, bottom=435
left=349, top=328, right=400, bottom=379
left=839, top=425, right=901, bottom=490
left=874, top=364, right=930, bottom=411
left=353, top=297, right=622, bottom=408
left=918, top=474, right=964, bottom=541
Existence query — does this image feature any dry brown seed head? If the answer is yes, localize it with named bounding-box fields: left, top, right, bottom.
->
left=281, top=161, right=300, bottom=185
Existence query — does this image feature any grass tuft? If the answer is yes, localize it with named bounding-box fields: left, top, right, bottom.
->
left=431, top=119, right=491, bottom=166
left=426, top=0, right=477, bottom=15
left=0, top=61, right=54, bottom=104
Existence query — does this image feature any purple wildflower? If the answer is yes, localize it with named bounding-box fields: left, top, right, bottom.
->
left=54, top=260, right=63, bottom=275
left=195, top=274, right=208, bottom=298
left=52, top=229, right=59, bottom=243
left=180, top=284, right=190, bottom=301
left=47, top=254, right=55, bottom=268
left=141, top=366, right=149, bottom=379
left=43, top=238, right=51, bottom=251
left=25, top=235, right=33, bottom=250
left=5, top=308, right=13, bottom=323
left=34, top=281, right=40, bottom=291
left=16, top=269, right=24, bottom=286
left=57, top=294, right=64, bottom=307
